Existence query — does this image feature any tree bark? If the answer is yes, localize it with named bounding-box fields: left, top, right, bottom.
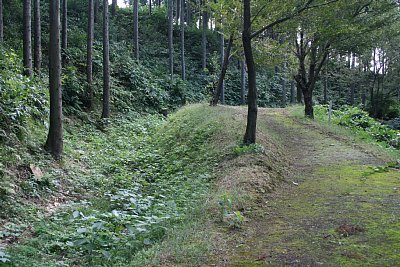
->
left=295, top=32, right=329, bottom=118
left=61, top=0, right=68, bottom=67
left=242, top=0, right=257, bottom=145
left=176, top=0, right=180, bottom=25
left=350, top=53, right=355, bottom=106
left=290, top=80, right=295, bottom=103
left=101, top=0, right=110, bottom=119
left=240, top=59, right=246, bottom=105
left=149, top=0, right=152, bottom=15
left=180, top=0, right=185, bottom=80
left=201, top=1, right=208, bottom=70
left=168, top=0, right=173, bottom=79
left=45, top=0, right=63, bottom=159
left=112, top=0, right=117, bottom=17
left=281, top=60, right=287, bottom=107
left=23, top=0, right=32, bottom=76
left=211, top=34, right=233, bottom=106
left=0, top=0, right=3, bottom=42
left=87, top=0, right=94, bottom=109
left=219, top=30, right=225, bottom=104
left=296, top=84, right=302, bottom=103
left=33, top=0, right=41, bottom=73
left=94, top=0, right=99, bottom=23
left=133, top=0, right=139, bottom=59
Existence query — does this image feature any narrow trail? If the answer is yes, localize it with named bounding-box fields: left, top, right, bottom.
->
left=213, top=108, right=400, bottom=266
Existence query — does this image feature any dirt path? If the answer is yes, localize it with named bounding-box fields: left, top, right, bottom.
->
left=212, top=109, right=400, bottom=266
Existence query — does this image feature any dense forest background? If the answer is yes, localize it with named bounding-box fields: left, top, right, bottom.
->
left=2, top=0, right=399, bottom=147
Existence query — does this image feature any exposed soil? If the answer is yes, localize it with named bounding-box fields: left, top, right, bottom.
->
left=209, top=108, right=399, bottom=266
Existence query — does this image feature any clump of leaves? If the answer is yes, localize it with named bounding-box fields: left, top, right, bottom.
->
left=233, top=143, right=265, bottom=156
left=0, top=48, right=48, bottom=143
left=0, top=248, right=10, bottom=263
left=315, top=105, right=400, bottom=149
left=218, top=193, right=245, bottom=228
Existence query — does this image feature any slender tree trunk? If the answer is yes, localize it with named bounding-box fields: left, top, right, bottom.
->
left=101, top=0, right=110, bottom=119
left=133, top=0, right=139, bottom=59
left=219, top=30, right=225, bottom=104
left=281, top=60, right=287, bottom=107
left=149, top=0, right=152, bottom=15
left=303, top=89, right=314, bottom=118
left=112, top=0, right=117, bottom=17
left=242, top=0, right=257, bottom=145
left=33, top=0, right=41, bottom=73
left=0, top=0, right=3, bottom=42
left=45, top=0, right=63, bottom=159
left=94, top=0, right=99, bottom=23
left=186, top=0, right=191, bottom=27
left=323, top=56, right=329, bottom=104
left=176, top=0, right=180, bottom=24
left=168, top=0, right=174, bottom=79
left=87, top=0, right=94, bottom=109
left=201, top=2, right=208, bottom=70
left=350, top=53, right=355, bottom=106
left=290, top=80, right=295, bottom=103
left=23, top=0, right=32, bottom=76
left=180, top=0, right=185, bottom=80
left=211, top=34, right=233, bottom=106
left=61, top=0, right=68, bottom=67
left=240, top=59, right=246, bottom=105
left=296, top=84, right=302, bottom=103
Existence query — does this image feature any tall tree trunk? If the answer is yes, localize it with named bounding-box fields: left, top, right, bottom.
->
left=45, top=0, right=63, bottom=159
left=211, top=34, right=233, bottom=106
left=176, top=0, right=180, bottom=25
left=219, top=30, right=225, bottom=103
left=23, top=0, right=32, bottom=76
left=180, top=0, right=185, bottom=80
left=240, top=59, right=246, bottom=105
left=101, top=0, right=110, bottom=119
left=149, top=0, right=152, bottom=15
left=94, top=0, right=99, bottom=23
left=323, top=55, right=329, bottom=104
left=186, top=0, right=191, bottom=27
left=168, top=0, right=173, bottom=79
left=290, top=80, right=295, bottom=103
left=61, top=0, right=68, bottom=67
left=242, top=0, right=257, bottom=145
left=295, top=32, right=329, bottom=118
left=303, top=89, right=314, bottom=118
left=201, top=1, right=208, bottom=70
left=112, top=0, right=117, bottom=17
left=0, top=0, right=3, bottom=42
left=296, top=84, right=302, bottom=103
left=133, top=0, right=139, bottom=59
left=350, top=53, right=355, bottom=106
left=33, top=0, right=41, bottom=73
left=281, top=60, right=287, bottom=107
left=87, top=0, right=94, bottom=109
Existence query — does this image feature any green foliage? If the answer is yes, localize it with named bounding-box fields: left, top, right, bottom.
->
left=233, top=143, right=264, bottom=156
left=315, top=105, right=400, bottom=149
left=3, top=105, right=233, bottom=266
left=0, top=49, right=48, bottom=143
left=218, top=193, right=245, bottom=228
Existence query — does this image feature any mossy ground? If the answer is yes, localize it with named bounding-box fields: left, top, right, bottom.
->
left=204, top=108, right=399, bottom=266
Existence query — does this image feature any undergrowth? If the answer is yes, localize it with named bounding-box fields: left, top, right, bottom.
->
left=0, top=104, right=240, bottom=266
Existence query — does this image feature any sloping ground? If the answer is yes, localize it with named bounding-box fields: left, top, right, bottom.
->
left=1, top=105, right=399, bottom=266
left=207, top=108, right=400, bottom=266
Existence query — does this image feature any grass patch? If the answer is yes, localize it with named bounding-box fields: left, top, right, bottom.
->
left=1, top=104, right=250, bottom=266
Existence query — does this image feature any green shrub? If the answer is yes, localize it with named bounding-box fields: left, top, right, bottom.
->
left=315, top=105, right=400, bottom=149
left=0, top=48, right=48, bottom=142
